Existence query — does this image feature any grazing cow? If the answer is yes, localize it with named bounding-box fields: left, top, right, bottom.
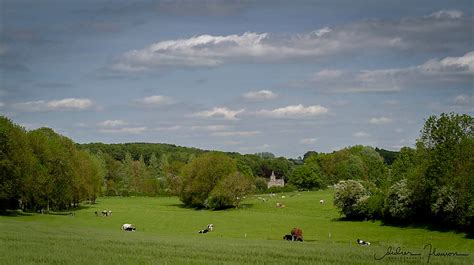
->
left=95, top=211, right=98, bottom=216
left=102, top=210, right=108, bottom=217
left=198, top=224, right=214, bottom=234
left=276, top=202, right=285, bottom=208
left=121, top=224, right=136, bottom=231
left=319, top=199, right=325, bottom=204
left=291, top=228, right=303, bottom=242
left=357, top=239, right=370, bottom=246
left=283, top=234, right=293, bottom=241
left=108, top=210, right=112, bottom=216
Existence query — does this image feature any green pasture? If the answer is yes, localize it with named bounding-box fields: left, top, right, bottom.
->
left=1, top=190, right=472, bottom=264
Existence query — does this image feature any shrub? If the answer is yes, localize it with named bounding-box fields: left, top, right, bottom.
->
left=254, top=177, right=268, bottom=193
left=333, top=180, right=367, bottom=219
left=267, top=184, right=297, bottom=194
left=383, top=179, right=413, bottom=222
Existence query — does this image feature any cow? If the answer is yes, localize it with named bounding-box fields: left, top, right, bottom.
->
left=276, top=202, right=285, bottom=208
left=121, top=224, right=136, bottom=231
left=291, top=228, right=303, bottom=242
left=94, top=211, right=98, bottom=216
left=108, top=210, right=112, bottom=216
left=283, top=234, right=293, bottom=241
left=198, top=224, right=214, bottom=234
left=102, top=210, right=108, bottom=217
left=357, top=239, right=370, bottom=246
left=319, top=199, right=325, bottom=204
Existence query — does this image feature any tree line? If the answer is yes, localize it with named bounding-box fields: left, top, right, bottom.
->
left=332, top=113, right=473, bottom=234
left=0, top=117, right=105, bottom=212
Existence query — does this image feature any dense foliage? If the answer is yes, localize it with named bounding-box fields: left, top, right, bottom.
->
left=333, top=113, right=473, bottom=233
left=0, top=117, right=104, bottom=212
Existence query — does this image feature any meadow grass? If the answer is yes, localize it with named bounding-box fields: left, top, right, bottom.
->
left=1, top=190, right=472, bottom=264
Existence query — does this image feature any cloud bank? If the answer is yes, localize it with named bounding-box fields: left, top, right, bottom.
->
left=111, top=10, right=472, bottom=73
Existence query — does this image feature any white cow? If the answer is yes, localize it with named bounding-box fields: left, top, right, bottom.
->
left=121, top=223, right=136, bottom=231
left=319, top=199, right=325, bottom=204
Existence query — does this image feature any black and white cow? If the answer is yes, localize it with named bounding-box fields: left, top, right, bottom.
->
left=357, top=239, right=370, bottom=246
left=121, top=223, right=136, bottom=231
left=198, top=224, right=214, bottom=234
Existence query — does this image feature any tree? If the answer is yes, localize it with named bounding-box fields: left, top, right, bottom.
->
left=288, top=165, right=324, bottom=190
left=416, top=113, right=474, bottom=229
left=0, top=117, right=36, bottom=211
left=178, top=152, right=237, bottom=208
left=207, top=172, right=255, bottom=209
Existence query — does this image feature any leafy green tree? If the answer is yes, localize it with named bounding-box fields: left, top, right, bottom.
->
left=0, top=117, right=36, bottom=211
left=416, top=113, right=473, bottom=228
left=288, top=165, right=324, bottom=190
left=207, top=172, right=255, bottom=209
left=179, top=152, right=237, bottom=208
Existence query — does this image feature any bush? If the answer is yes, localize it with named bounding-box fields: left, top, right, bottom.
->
left=333, top=180, right=367, bottom=219
left=267, top=184, right=297, bottom=194
left=356, top=192, right=384, bottom=220
left=254, top=177, right=268, bottom=193
left=383, top=179, right=413, bottom=222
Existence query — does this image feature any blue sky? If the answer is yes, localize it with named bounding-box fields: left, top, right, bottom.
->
left=1, top=0, right=473, bottom=158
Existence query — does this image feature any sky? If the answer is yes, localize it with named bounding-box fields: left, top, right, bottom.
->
left=0, top=0, right=473, bottom=158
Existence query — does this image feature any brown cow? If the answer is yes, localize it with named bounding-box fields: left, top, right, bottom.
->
left=290, top=228, right=303, bottom=242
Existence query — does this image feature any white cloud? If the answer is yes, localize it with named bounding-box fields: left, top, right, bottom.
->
left=192, top=107, right=244, bottom=120
left=428, top=10, right=463, bottom=19
left=211, top=130, right=260, bottom=137
left=420, top=51, right=474, bottom=74
left=191, top=125, right=229, bottom=131
left=99, top=127, right=147, bottom=134
left=369, top=116, right=392, bottom=124
left=138, top=95, right=173, bottom=105
left=98, top=120, right=127, bottom=128
left=243, top=90, right=278, bottom=100
left=300, top=138, right=317, bottom=145
left=353, top=131, right=370, bottom=138
left=0, top=102, right=4, bottom=108
left=112, top=11, right=471, bottom=72
left=257, top=104, right=328, bottom=118
left=312, top=69, right=343, bottom=81
left=47, top=98, right=92, bottom=110
left=306, top=51, right=474, bottom=92
left=12, top=98, right=93, bottom=112
left=153, top=125, right=182, bottom=131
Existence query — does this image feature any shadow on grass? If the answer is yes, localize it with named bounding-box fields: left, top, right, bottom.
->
left=0, top=210, right=33, bottom=217
left=330, top=216, right=471, bottom=238
left=1, top=204, right=91, bottom=217
left=166, top=203, right=255, bottom=211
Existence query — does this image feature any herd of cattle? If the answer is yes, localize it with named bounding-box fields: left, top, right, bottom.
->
left=95, top=196, right=370, bottom=245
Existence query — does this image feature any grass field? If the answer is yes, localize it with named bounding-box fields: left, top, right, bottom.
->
left=1, top=190, right=473, bottom=264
